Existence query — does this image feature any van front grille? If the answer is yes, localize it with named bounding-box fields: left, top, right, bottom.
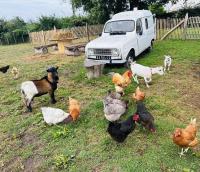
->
left=93, top=49, right=112, bottom=56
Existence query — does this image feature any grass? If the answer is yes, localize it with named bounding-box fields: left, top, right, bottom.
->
left=0, top=40, right=200, bottom=172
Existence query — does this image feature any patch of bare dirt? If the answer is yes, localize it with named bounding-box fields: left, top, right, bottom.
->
left=1, top=157, right=24, bottom=172
left=20, top=128, right=45, bottom=171
left=23, top=155, right=44, bottom=172
left=21, top=130, right=38, bottom=146
left=24, top=54, right=54, bottom=61
left=178, top=62, right=200, bottom=110
left=182, top=93, right=200, bottom=109
left=92, top=164, right=104, bottom=172
left=192, top=61, right=200, bottom=79
left=1, top=128, right=45, bottom=171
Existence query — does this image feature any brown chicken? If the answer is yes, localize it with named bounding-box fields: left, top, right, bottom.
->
left=112, top=70, right=132, bottom=87
left=112, top=70, right=132, bottom=95
left=122, top=70, right=132, bottom=86
left=69, top=97, right=80, bottom=121
left=133, top=87, right=145, bottom=101
left=172, top=118, right=198, bottom=157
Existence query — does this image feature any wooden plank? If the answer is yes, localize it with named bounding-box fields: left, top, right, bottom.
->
left=161, top=19, right=185, bottom=40
left=155, top=18, right=158, bottom=40
left=159, top=19, right=162, bottom=40
left=163, top=19, right=166, bottom=38
left=183, top=13, right=189, bottom=40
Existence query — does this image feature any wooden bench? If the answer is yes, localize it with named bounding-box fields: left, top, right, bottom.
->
left=34, top=43, right=58, bottom=54
left=64, top=43, right=86, bottom=56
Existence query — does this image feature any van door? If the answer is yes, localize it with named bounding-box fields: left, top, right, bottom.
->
left=136, top=18, right=147, bottom=53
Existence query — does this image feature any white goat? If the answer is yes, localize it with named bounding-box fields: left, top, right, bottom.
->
left=130, top=62, right=164, bottom=88
left=164, top=55, right=172, bottom=72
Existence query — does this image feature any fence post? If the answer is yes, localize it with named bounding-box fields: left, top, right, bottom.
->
left=86, top=23, right=90, bottom=42
left=28, top=31, right=32, bottom=44
left=42, top=30, right=46, bottom=45
left=183, top=13, right=188, bottom=40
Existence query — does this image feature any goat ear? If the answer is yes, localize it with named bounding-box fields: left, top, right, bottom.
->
left=56, top=66, right=59, bottom=70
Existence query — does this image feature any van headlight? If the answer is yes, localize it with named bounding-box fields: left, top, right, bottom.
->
left=87, top=48, right=94, bottom=56
left=112, top=49, right=119, bottom=56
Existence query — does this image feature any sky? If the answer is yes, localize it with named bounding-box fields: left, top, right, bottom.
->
left=165, top=0, right=200, bottom=12
left=0, top=0, right=200, bottom=21
left=0, top=0, right=75, bottom=21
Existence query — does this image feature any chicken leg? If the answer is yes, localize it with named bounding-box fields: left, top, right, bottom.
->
left=179, top=148, right=185, bottom=157
left=183, top=147, right=190, bottom=153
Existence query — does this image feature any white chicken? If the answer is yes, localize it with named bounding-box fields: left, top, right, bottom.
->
left=41, top=107, right=71, bottom=125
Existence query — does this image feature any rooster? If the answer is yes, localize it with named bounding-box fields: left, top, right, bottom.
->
left=133, top=87, right=145, bottom=101
left=173, top=118, right=198, bottom=157
left=107, top=114, right=140, bottom=143
left=136, top=101, right=156, bottom=132
left=112, top=70, right=132, bottom=95
left=0, top=65, right=10, bottom=73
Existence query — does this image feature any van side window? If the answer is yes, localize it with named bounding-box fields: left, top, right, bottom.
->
left=145, top=18, right=148, bottom=29
left=136, top=19, right=143, bottom=35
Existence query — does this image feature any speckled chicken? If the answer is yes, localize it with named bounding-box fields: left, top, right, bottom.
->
left=103, top=91, right=128, bottom=122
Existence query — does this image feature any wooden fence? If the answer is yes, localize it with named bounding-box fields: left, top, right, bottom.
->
left=156, top=18, right=185, bottom=40
left=29, top=16, right=200, bottom=45
left=156, top=15, right=200, bottom=40
left=29, top=24, right=104, bottom=45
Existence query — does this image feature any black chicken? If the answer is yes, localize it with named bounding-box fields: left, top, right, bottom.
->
left=0, top=65, right=10, bottom=73
left=136, top=101, right=156, bottom=132
left=107, top=114, right=139, bottom=143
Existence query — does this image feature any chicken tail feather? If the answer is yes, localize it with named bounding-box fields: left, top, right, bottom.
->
left=188, top=137, right=198, bottom=147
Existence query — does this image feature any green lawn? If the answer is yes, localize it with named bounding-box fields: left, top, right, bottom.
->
left=0, top=40, right=200, bottom=172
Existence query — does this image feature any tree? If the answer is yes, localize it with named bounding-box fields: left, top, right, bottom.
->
left=38, top=16, right=60, bottom=30
left=70, top=0, right=174, bottom=23
left=149, top=3, right=165, bottom=15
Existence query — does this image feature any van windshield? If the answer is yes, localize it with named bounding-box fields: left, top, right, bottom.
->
left=104, top=20, right=135, bottom=33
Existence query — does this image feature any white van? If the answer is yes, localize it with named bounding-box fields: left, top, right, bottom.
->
left=85, top=9, right=155, bottom=66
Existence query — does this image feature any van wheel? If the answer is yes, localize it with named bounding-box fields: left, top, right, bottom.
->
left=147, top=41, right=153, bottom=52
left=125, top=51, right=135, bottom=68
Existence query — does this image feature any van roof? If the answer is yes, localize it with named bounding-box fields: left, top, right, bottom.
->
left=111, top=10, right=152, bottom=21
